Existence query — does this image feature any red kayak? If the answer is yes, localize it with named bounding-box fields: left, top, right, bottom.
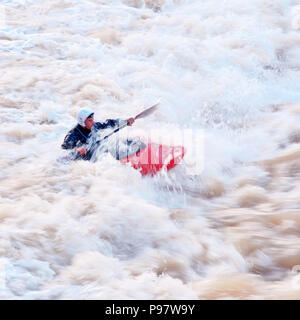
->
left=61, top=138, right=185, bottom=175
left=110, top=139, right=185, bottom=176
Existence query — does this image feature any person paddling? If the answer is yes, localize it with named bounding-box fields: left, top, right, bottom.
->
left=61, top=108, right=134, bottom=160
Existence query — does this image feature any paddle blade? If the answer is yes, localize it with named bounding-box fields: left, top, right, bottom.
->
left=135, top=102, right=160, bottom=120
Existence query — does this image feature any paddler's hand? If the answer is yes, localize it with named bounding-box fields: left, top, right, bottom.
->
left=126, top=117, right=135, bottom=126
left=76, top=146, right=87, bottom=156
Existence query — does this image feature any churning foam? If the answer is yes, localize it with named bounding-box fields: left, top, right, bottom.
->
left=1, top=0, right=300, bottom=299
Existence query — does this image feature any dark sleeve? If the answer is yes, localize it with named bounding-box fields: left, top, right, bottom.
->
left=61, top=130, right=82, bottom=150
left=94, top=119, right=123, bottom=130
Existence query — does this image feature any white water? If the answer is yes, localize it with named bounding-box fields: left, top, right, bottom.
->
left=1, top=0, right=300, bottom=299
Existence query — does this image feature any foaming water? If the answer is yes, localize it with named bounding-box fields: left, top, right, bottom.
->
left=1, top=0, right=300, bottom=299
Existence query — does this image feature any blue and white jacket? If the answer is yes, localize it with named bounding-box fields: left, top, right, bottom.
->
left=61, top=119, right=125, bottom=159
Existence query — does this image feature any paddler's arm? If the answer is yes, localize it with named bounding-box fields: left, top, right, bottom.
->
left=94, top=118, right=135, bottom=130
left=62, top=130, right=87, bottom=155
left=61, top=130, right=79, bottom=150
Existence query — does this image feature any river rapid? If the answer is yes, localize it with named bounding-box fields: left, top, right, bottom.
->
left=1, top=0, right=300, bottom=299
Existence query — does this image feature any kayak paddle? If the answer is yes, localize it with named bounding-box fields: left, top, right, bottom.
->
left=73, top=102, right=160, bottom=160
left=95, top=102, right=160, bottom=145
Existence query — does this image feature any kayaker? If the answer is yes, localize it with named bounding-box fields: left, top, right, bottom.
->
left=61, top=108, right=134, bottom=159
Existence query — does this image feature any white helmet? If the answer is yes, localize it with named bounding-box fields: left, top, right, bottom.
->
left=77, top=108, right=94, bottom=127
